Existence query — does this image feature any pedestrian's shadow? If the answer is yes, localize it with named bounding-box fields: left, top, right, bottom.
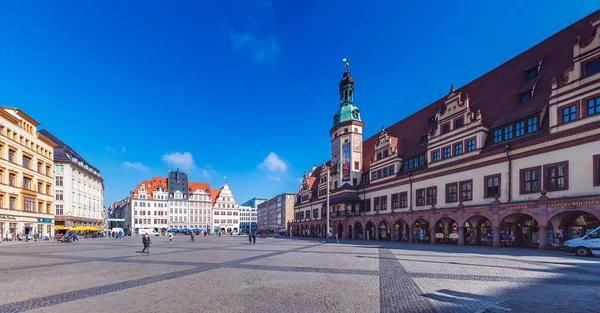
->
left=135, top=251, right=146, bottom=253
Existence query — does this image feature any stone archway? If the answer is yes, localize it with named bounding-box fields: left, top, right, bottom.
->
left=548, top=210, right=600, bottom=247
left=462, top=215, right=493, bottom=246
left=316, top=224, right=321, bottom=237
left=435, top=217, right=459, bottom=244
left=365, top=221, right=376, bottom=240
left=354, top=222, right=364, bottom=240
left=412, top=218, right=430, bottom=243
left=378, top=221, right=391, bottom=241
left=336, top=222, right=343, bottom=239
left=500, top=213, right=540, bottom=248
left=310, top=224, right=315, bottom=237
left=392, top=219, right=409, bottom=242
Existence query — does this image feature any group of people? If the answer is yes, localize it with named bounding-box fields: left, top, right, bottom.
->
left=248, top=231, right=257, bottom=244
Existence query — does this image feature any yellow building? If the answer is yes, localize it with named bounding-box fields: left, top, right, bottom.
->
left=0, top=106, right=56, bottom=241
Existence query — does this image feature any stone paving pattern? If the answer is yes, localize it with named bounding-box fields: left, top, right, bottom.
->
left=1, top=236, right=599, bottom=313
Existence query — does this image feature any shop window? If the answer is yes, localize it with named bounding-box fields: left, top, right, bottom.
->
left=426, top=187, right=437, bottom=206
left=588, top=96, right=600, bottom=116
left=520, top=166, right=541, bottom=194
left=460, top=180, right=473, bottom=201
left=446, top=183, right=457, bottom=203
left=416, top=189, right=425, bottom=206
left=562, top=105, right=577, bottom=123
left=484, top=174, right=501, bottom=198
left=544, top=161, right=568, bottom=191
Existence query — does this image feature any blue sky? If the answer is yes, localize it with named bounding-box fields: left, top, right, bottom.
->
left=0, top=1, right=597, bottom=205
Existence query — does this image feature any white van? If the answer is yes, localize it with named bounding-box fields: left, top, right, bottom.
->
left=564, top=226, right=600, bottom=257
left=139, top=228, right=160, bottom=236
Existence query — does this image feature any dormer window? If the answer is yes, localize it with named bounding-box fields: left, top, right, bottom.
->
left=525, top=68, right=538, bottom=80
left=383, top=150, right=389, bottom=158
left=585, top=58, right=599, bottom=76
left=420, top=136, right=428, bottom=145
left=520, top=92, right=532, bottom=104
left=428, top=116, right=436, bottom=125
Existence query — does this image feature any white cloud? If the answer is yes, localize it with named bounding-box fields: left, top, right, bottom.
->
left=105, top=146, right=115, bottom=152
left=201, top=169, right=211, bottom=180
left=161, top=152, right=197, bottom=170
left=198, top=165, right=220, bottom=181
left=121, top=146, right=126, bottom=153
left=258, top=152, right=287, bottom=172
left=267, top=175, right=281, bottom=183
left=227, top=29, right=279, bottom=65
left=122, top=162, right=150, bottom=172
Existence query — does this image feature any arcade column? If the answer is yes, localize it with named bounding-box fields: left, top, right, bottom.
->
left=458, top=226, right=465, bottom=245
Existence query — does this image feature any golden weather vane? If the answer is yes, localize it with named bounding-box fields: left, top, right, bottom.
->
left=343, top=57, right=349, bottom=70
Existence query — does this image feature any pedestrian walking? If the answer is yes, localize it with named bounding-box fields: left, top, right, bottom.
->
left=190, top=232, right=195, bottom=242
left=252, top=231, right=256, bottom=244
left=248, top=233, right=252, bottom=244
left=168, top=233, right=173, bottom=242
left=141, top=233, right=151, bottom=253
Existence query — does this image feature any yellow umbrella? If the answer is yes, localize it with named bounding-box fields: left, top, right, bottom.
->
left=71, top=226, right=87, bottom=231
left=55, top=225, right=67, bottom=230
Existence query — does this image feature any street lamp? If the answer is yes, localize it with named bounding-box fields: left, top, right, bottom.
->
left=104, top=188, right=109, bottom=239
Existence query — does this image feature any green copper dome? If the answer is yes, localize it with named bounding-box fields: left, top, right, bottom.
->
left=333, top=104, right=361, bottom=127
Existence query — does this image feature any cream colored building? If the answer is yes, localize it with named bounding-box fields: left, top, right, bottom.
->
left=0, top=106, right=56, bottom=240
left=212, top=183, right=240, bottom=234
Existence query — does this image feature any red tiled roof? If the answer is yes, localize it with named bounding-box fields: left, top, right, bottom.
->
left=188, top=182, right=210, bottom=194
left=210, top=189, right=221, bottom=206
left=133, top=180, right=152, bottom=197
left=362, top=9, right=600, bottom=172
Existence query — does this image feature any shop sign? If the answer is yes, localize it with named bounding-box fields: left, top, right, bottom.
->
left=449, top=233, right=459, bottom=239
left=549, top=199, right=600, bottom=208
left=504, top=205, right=531, bottom=211
left=436, top=210, right=452, bottom=215
left=0, top=216, right=17, bottom=220
left=435, top=233, right=444, bottom=239
left=464, top=208, right=488, bottom=213
left=37, top=218, right=53, bottom=223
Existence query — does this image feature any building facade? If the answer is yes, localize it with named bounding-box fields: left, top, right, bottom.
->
left=239, top=205, right=257, bottom=234
left=39, top=130, right=104, bottom=230
left=188, top=182, right=213, bottom=233
left=0, top=107, right=56, bottom=240
left=257, top=193, right=295, bottom=233
left=131, top=177, right=168, bottom=234
left=128, top=171, right=217, bottom=234
left=240, top=197, right=266, bottom=234
left=291, top=11, right=600, bottom=250
left=109, top=197, right=131, bottom=232
left=212, top=183, right=240, bottom=234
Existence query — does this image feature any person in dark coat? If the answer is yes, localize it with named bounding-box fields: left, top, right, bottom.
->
left=252, top=231, right=256, bottom=244
left=141, top=233, right=151, bottom=253
left=248, top=232, right=252, bottom=244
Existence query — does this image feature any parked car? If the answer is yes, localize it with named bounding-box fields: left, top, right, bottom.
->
left=139, top=228, right=160, bottom=236
left=564, top=226, right=600, bottom=257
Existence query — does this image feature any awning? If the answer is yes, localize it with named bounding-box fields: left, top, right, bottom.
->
left=323, top=194, right=361, bottom=206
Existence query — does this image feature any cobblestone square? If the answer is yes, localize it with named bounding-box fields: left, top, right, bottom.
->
left=1, top=237, right=599, bottom=313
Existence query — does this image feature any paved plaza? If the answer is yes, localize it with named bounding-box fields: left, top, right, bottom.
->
left=0, top=236, right=599, bottom=313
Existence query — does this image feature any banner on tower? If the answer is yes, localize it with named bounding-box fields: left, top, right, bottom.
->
left=342, top=142, right=351, bottom=181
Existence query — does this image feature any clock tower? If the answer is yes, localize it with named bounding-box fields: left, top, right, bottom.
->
left=330, top=58, right=364, bottom=188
